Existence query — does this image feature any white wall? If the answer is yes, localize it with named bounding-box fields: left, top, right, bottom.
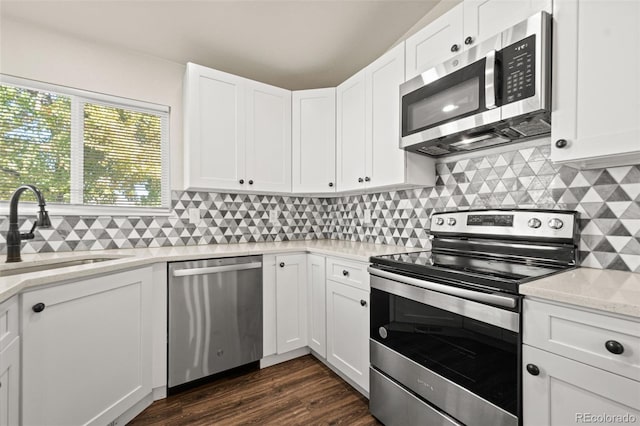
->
left=0, top=18, right=187, bottom=190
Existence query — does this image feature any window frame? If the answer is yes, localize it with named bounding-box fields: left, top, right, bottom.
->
left=0, top=74, right=171, bottom=216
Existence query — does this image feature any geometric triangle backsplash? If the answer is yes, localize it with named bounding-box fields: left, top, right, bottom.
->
left=1, top=140, right=638, bottom=272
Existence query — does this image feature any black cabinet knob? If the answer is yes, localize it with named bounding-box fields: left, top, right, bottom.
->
left=464, top=36, right=474, bottom=45
left=360, top=299, right=367, bottom=307
left=279, top=262, right=285, bottom=268
left=342, top=270, right=349, bottom=276
left=358, top=177, right=364, bottom=183
left=451, top=44, right=460, bottom=52
left=555, top=139, right=568, bottom=149
left=364, top=176, right=370, bottom=182
left=526, top=364, right=540, bottom=376
left=32, top=302, right=46, bottom=313
left=239, top=179, right=245, bottom=184
left=605, top=340, right=624, bottom=355
left=328, top=182, right=334, bottom=187
left=248, top=180, right=254, bottom=185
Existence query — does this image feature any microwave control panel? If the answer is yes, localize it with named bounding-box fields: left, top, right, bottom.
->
left=501, top=34, right=536, bottom=105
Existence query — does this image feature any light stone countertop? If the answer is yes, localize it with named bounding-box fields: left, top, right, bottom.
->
left=520, top=267, right=640, bottom=318
left=0, top=239, right=418, bottom=304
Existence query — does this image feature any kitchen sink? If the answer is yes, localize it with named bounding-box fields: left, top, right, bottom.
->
left=0, top=257, right=126, bottom=277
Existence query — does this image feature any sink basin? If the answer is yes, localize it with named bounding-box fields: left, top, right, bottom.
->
left=0, top=257, right=124, bottom=277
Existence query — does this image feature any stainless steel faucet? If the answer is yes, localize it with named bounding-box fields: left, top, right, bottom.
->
left=6, top=184, right=52, bottom=263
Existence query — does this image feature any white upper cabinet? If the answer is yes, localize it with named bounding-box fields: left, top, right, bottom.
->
left=336, top=70, right=368, bottom=192
left=184, top=63, right=292, bottom=192
left=406, top=4, right=464, bottom=80
left=405, top=0, right=551, bottom=80
left=184, top=63, right=246, bottom=191
left=292, top=88, right=337, bottom=193
left=463, top=0, right=552, bottom=44
left=246, top=80, right=292, bottom=192
left=338, top=43, right=435, bottom=192
left=551, top=0, right=640, bottom=168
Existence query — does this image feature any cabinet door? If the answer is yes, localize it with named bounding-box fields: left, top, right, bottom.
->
left=463, top=0, right=552, bottom=45
left=184, top=63, right=246, bottom=191
left=405, top=3, right=464, bottom=80
left=22, top=268, right=153, bottom=426
left=336, top=70, right=367, bottom=192
left=326, top=280, right=369, bottom=392
left=246, top=81, right=292, bottom=192
left=292, top=88, right=337, bottom=193
left=365, top=43, right=407, bottom=189
left=551, top=0, right=640, bottom=168
left=0, top=338, right=19, bottom=426
left=523, top=345, right=640, bottom=426
left=307, top=254, right=326, bottom=357
left=276, top=254, right=307, bottom=354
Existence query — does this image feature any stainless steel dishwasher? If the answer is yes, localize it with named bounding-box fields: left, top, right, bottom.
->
left=168, top=255, right=262, bottom=389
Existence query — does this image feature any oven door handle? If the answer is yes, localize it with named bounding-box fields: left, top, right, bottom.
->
left=367, top=267, right=517, bottom=309
left=485, top=50, right=498, bottom=109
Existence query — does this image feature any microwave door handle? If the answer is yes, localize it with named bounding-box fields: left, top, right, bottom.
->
left=485, top=50, right=497, bottom=109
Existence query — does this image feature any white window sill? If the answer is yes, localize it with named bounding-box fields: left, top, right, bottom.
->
left=0, top=201, right=173, bottom=218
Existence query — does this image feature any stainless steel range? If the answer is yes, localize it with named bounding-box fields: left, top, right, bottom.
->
left=368, top=209, right=579, bottom=426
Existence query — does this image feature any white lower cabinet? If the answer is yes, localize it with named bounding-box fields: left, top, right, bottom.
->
left=307, top=254, right=326, bottom=357
left=523, top=345, right=640, bottom=426
left=523, top=299, right=640, bottom=426
left=326, top=279, right=370, bottom=393
left=275, top=253, right=308, bottom=354
left=21, top=267, right=153, bottom=426
left=0, top=296, right=18, bottom=426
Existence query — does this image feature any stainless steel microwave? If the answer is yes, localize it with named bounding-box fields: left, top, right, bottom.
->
left=400, top=12, right=552, bottom=156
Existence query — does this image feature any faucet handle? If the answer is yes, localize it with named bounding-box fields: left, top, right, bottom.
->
left=20, top=232, right=35, bottom=240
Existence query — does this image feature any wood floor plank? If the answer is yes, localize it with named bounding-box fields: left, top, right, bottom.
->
left=130, top=355, right=381, bottom=425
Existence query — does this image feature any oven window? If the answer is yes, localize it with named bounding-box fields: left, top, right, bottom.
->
left=370, top=287, right=518, bottom=416
left=406, top=77, right=480, bottom=133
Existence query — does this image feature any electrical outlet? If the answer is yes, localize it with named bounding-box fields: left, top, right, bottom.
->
left=188, top=208, right=201, bottom=224
left=364, top=208, right=372, bottom=224
left=269, top=208, right=279, bottom=224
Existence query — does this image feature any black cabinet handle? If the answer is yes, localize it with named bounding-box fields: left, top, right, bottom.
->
left=555, top=139, right=568, bottom=149
left=364, top=177, right=370, bottom=182
left=358, top=177, right=364, bottom=183
left=605, top=340, right=624, bottom=355
left=451, top=44, right=460, bottom=52
left=360, top=299, right=367, bottom=307
left=32, top=302, right=46, bottom=313
left=464, top=36, right=474, bottom=45
left=248, top=180, right=254, bottom=185
left=342, top=270, right=349, bottom=276
left=526, top=364, right=540, bottom=376
left=329, top=182, right=334, bottom=187
left=239, top=179, right=245, bottom=184
left=279, top=262, right=285, bottom=268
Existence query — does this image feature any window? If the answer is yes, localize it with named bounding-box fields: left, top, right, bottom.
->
left=0, top=76, right=169, bottom=212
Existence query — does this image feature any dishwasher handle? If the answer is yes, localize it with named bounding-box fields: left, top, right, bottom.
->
left=172, top=262, right=262, bottom=277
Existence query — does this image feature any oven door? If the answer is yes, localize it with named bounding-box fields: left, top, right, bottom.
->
left=369, top=268, right=520, bottom=426
left=400, top=34, right=502, bottom=151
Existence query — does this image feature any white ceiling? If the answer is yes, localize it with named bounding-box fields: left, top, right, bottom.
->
left=0, top=0, right=444, bottom=90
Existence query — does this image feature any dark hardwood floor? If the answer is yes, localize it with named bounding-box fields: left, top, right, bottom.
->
left=129, top=355, right=381, bottom=425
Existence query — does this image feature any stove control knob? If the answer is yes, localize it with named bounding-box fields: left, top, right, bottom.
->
left=528, top=218, right=542, bottom=229
left=435, top=217, right=444, bottom=226
left=548, top=218, right=564, bottom=230
left=447, top=218, right=457, bottom=226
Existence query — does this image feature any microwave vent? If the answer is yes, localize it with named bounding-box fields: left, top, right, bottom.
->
left=509, top=117, right=551, bottom=137
left=418, top=145, right=451, bottom=156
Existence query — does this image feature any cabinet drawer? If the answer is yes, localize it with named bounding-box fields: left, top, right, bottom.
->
left=326, top=257, right=369, bottom=291
left=524, top=299, right=640, bottom=381
left=0, top=296, right=18, bottom=352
